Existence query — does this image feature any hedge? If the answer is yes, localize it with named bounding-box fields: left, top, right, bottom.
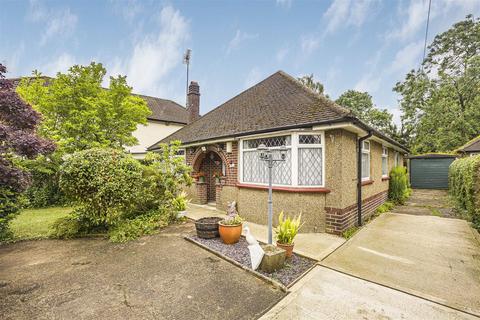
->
left=388, top=166, right=410, bottom=204
left=449, top=155, right=480, bottom=229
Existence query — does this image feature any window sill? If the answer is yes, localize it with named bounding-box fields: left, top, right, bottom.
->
left=361, top=179, right=374, bottom=186
left=236, top=183, right=331, bottom=193
left=381, top=176, right=390, bottom=181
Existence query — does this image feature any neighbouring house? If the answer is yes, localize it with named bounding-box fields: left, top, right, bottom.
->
left=126, top=94, right=188, bottom=159
left=456, top=135, right=480, bottom=157
left=149, top=71, right=408, bottom=235
left=9, top=77, right=188, bottom=159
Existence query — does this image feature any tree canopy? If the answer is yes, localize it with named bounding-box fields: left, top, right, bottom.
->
left=394, top=15, right=480, bottom=153
left=17, top=62, right=151, bottom=154
left=335, top=90, right=397, bottom=138
left=297, top=74, right=327, bottom=97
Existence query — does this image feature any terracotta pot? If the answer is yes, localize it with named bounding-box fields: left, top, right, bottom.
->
left=218, top=222, right=242, bottom=244
left=276, top=242, right=294, bottom=258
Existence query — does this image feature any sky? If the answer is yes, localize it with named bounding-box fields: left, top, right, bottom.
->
left=1, top=0, right=479, bottom=125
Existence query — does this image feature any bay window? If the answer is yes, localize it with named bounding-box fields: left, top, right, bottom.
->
left=240, top=132, right=324, bottom=187
left=382, top=146, right=388, bottom=177
left=361, top=141, right=370, bottom=181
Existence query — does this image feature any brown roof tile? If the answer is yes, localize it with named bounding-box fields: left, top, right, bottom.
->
left=151, top=71, right=352, bottom=147
left=461, top=136, right=480, bottom=152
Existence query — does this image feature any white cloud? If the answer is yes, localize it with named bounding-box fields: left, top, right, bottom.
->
left=244, top=67, right=263, bottom=88
left=276, top=0, right=292, bottom=9
left=109, top=6, right=189, bottom=97
left=27, top=0, right=78, bottom=45
left=354, top=72, right=381, bottom=94
left=41, top=53, right=76, bottom=76
left=227, top=30, right=258, bottom=54
left=110, top=0, right=143, bottom=23
left=386, top=0, right=480, bottom=41
left=389, top=41, right=424, bottom=73
left=300, top=34, right=320, bottom=56
left=275, top=46, right=289, bottom=63
left=324, top=0, right=378, bottom=34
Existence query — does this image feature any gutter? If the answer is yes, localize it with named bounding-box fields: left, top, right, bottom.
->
left=357, top=130, right=373, bottom=227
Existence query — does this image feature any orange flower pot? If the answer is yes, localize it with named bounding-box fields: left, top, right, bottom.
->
left=218, top=222, right=242, bottom=244
left=276, top=242, right=294, bottom=258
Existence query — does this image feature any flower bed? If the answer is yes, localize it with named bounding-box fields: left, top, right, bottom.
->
left=186, top=235, right=316, bottom=288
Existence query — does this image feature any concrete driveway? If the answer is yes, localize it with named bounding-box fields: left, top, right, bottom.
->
left=262, top=189, right=480, bottom=319
left=0, top=222, right=285, bottom=320
left=322, top=190, right=480, bottom=317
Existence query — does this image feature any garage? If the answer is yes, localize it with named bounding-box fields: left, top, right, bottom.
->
left=409, top=154, right=456, bottom=190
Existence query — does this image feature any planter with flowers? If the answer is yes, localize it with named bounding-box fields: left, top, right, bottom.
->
left=195, top=171, right=206, bottom=183
left=275, top=212, right=303, bottom=258
left=213, top=171, right=224, bottom=184
left=218, top=201, right=244, bottom=244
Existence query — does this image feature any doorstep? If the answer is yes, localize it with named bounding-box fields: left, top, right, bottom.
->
left=185, top=204, right=345, bottom=261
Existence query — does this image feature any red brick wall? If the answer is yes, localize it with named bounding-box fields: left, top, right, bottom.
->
left=325, top=190, right=387, bottom=234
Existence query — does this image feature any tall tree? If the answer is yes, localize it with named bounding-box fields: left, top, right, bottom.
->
left=17, top=62, right=151, bottom=154
left=297, top=74, right=327, bottom=97
left=0, top=64, right=55, bottom=240
left=394, top=15, right=480, bottom=153
left=335, top=90, right=397, bottom=138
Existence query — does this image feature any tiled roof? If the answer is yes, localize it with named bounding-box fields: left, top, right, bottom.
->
left=459, top=136, right=480, bottom=152
left=9, top=77, right=187, bottom=124
left=151, top=71, right=352, bottom=147
left=133, top=94, right=187, bottom=124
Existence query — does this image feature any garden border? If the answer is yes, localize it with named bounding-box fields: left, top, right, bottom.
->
left=185, top=236, right=319, bottom=293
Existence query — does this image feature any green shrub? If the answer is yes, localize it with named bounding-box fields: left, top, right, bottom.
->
left=376, top=201, right=395, bottom=215
left=55, top=142, right=192, bottom=242
left=0, top=188, right=26, bottom=241
left=388, top=166, right=409, bottom=204
left=50, top=216, right=82, bottom=239
left=60, top=148, right=144, bottom=228
left=449, top=155, right=480, bottom=229
left=342, top=226, right=359, bottom=239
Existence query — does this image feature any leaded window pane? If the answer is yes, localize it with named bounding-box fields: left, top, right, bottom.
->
left=298, top=148, right=323, bottom=185
left=242, top=149, right=292, bottom=185
left=299, top=135, right=322, bottom=145
left=361, top=152, right=370, bottom=179
left=243, top=136, right=291, bottom=149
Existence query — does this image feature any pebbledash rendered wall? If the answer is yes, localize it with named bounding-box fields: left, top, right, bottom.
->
left=185, top=128, right=404, bottom=234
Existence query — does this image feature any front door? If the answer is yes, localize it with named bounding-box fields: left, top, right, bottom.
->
left=199, top=152, right=223, bottom=202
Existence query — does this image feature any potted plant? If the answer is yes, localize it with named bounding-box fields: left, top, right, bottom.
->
left=275, top=211, right=302, bottom=258
left=213, top=171, right=223, bottom=184
left=218, top=201, right=244, bottom=244
left=196, top=171, right=206, bottom=183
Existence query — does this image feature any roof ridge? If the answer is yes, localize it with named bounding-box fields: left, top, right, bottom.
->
left=275, top=70, right=352, bottom=117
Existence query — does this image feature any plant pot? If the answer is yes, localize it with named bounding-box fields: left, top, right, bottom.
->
left=195, top=217, right=222, bottom=239
left=276, top=242, right=294, bottom=258
left=198, top=176, right=205, bottom=183
left=218, top=222, right=242, bottom=244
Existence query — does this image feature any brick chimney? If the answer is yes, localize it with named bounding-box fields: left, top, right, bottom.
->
left=187, top=81, right=200, bottom=124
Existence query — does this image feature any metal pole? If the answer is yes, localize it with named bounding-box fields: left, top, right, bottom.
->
left=267, top=156, right=273, bottom=245
left=185, top=62, right=189, bottom=106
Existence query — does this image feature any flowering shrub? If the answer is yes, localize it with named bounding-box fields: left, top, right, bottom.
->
left=449, top=155, right=480, bottom=230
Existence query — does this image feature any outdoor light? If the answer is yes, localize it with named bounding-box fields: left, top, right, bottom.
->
left=201, top=146, right=206, bottom=152
left=258, top=143, right=287, bottom=245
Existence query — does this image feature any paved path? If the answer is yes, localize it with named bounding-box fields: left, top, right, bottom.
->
left=262, top=189, right=480, bottom=319
left=186, top=204, right=345, bottom=261
left=261, top=266, right=477, bottom=320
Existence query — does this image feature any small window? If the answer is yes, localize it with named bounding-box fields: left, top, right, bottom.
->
left=299, top=134, right=322, bottom=145
left=382, top=147, right=388, bottom=177
left=361, top=141, right=370, bottom=181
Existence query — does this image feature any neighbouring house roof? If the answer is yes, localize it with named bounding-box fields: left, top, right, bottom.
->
left=149, top=70, right=407, bottom=152
left=133, top=94, right=188, bottom=124
left=8, top=77, right=187, bottom=124
left=457, top=135, right=480, bottom=153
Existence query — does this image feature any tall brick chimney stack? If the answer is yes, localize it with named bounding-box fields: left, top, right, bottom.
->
left=187, top=81, right=200, bottom=124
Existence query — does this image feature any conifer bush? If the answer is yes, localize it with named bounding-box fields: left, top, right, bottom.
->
left=449, top=155, right=480, bottom=230
left=388, top=166, right=409, bottom=204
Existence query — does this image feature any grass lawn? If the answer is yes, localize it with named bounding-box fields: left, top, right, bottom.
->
left=10, top=207, right=72, bottom=240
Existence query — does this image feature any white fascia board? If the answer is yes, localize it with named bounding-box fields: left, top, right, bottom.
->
left=180, top=137, right=235, bottom=148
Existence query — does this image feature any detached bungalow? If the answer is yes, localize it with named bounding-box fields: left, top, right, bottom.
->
left=456, top=135, right=480, bottom=157
left=150, top=71, right=408, bottom=235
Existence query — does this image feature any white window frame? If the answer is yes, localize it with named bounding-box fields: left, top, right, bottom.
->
left=238, top=131, right=325, bottom=188
left=361, top=141, right=370, bottom=181
left=381, top=146, right=388, bottom=178
left=394, top=151, right=400, bottom=167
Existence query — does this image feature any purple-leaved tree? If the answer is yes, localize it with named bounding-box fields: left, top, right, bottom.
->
left=0, top=63, right=55, bottom=240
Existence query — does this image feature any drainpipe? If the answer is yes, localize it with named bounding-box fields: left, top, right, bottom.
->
left=357, top=131, right=373, bottom=226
